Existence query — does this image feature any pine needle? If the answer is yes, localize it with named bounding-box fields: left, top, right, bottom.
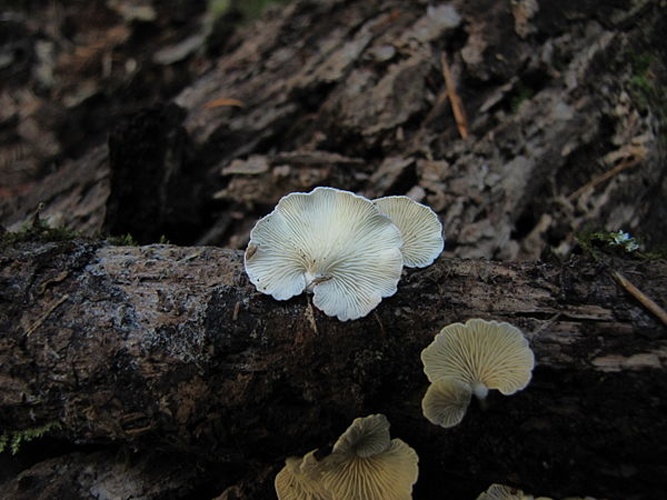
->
left=611, top=270, right=667, bottom=327
left=440, top=53, right=468, bottom=139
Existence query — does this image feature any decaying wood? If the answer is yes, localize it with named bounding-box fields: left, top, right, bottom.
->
left=0, top=450, right=205, bottom=500
left=1, top=240, right=665, bottom=499
left=2, top=0, right=665, bottom=260
left=1, top=0, right=666, bottom=498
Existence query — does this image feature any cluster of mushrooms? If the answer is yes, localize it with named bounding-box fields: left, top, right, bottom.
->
left=274, top=414, right=419, bottom=499
left=272, top=317, right=536, bottom=500
left=421, top=318, right=535, bottom=428
left=244, top=186, right=444, bottom=321
left=243, top=188, right=583, bottom=499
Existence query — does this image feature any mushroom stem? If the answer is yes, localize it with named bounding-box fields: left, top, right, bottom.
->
left=472, top=381, right=489, bottom=408
left=306, top=273, right=333, bottom=292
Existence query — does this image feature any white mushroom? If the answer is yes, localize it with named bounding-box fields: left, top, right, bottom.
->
left=421, top=318, right=535, bottom=402
left=373, top=195, right=444, bottom=268
left=244, top=187, right=404, bottom=321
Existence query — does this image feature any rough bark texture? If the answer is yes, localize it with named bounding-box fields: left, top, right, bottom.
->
left=1, top=240, right=666, bottom=499
left=1, top=0, right=666, bottom=499
left=1, top=0, right=666, bottom=257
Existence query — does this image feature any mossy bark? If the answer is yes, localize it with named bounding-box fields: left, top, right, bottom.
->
left=1, top=240, right=665, bottom=499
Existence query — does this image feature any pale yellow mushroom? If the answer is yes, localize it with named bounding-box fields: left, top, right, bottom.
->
left=275, top=449, right=331, bottom=500
left=320, top=414, right=419, bottom=500
left=373, top=195, right=445, bottom=268
left=476, top=483, right=534, bottom=500
left=421, top=318, right=535, bottom=402
left=329, top=413, right=391, bottom=458
left=421, top=376, right=473, bottom=428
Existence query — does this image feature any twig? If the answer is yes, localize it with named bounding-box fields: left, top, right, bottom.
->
left=305, top=297, right=318, bottom=335
left=421, top=89, right=450, bottom=130
left=611, top=271, right=667, bottom=327
left=203, top=97, right=245, bottom=109
left=25, top=294, right=70, bottom=336
left=440, top=53, right=468, bottom=139
left=568, top=156, right=641, bottom=201
left=531, top=312, right=562, bottom=337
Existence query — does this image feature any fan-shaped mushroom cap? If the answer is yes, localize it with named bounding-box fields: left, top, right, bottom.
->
left=421, top=318, right=535, bottom=399
left=331, top=413, right=391, bottom=458
left=244, top=187, right=404, bottom=321
left=373, top=196, right=444, bottom=268
left=421, top=376, right=473, bottom=428
left=321, top=414, right=419, bottom=500
left=275, top=450, right=331, bottom=500
left=476, top=483, right=534, bottom=500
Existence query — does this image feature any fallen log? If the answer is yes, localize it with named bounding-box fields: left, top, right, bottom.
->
left=0, top=239, right=665, bottom=499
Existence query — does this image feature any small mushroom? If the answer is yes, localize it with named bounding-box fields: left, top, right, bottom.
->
left=329, top=412, right=391, bottom=458
left=476, top=483, right=534, bottom=500
left=421, top=318, right=535, bottom=402
left=244, top=187, right=404, bottom=321
left=373, top=195, right=444, bottom=268
left=274, top=449, right=331, bottom=500
left=421, top=376, right=472, bottom=428
left=321, top=414, right=419, bottom=500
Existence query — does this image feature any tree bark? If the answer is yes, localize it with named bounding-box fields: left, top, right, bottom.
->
left=1, top=0, right=666, bottom=499
left=2, top=0, right=666, bottom=258
left=1, top=240, right=665, bottom=499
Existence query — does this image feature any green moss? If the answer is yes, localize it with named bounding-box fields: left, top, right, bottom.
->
left=0, top=422, right=61, bottom=455
left=510, top=83, right=537, bottom=113
left=208, top=0, right=232, bottom=18
left=207, top=0, right=291, bottom=23
left=626, top=50, right=667, bottom=144
left=105, top=233, right=139, bottom=246
left=576, top=229, right=635, bottom=252
left=239, top=0, right=289, bottom=20
left=628, top=54, right=657, bottom=107
left=105, top=233, right=170, bottom=245
left=574, top=229, right=667, bottom=260
left=0, top=213, right=156, bottom=248
left=1, top=216, right=82, bottom=247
